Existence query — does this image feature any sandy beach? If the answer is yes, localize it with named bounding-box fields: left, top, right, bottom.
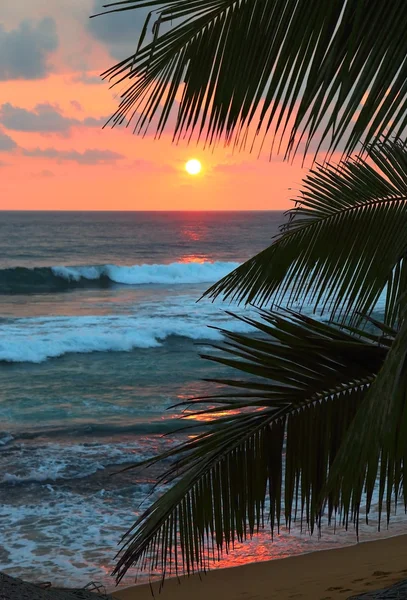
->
left=112, top=534, right=407, bottom=600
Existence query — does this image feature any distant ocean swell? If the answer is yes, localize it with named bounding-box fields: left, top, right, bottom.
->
left=0, top=261, right=240, bottom=294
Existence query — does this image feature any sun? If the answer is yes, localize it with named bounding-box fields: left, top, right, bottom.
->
left=185, top=159, right=202, bottom=175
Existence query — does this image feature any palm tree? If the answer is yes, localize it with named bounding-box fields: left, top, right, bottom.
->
left=93, top=0, right=407, bottom=584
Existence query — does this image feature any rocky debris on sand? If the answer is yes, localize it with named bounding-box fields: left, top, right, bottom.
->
left=0, top=573, right=116, bottom=600
left=350, top=579, right=407, bottom=598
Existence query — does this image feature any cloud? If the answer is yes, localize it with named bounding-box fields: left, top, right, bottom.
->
left=71, top=72, right=104, bottom=85
left=0, top=129, right=17, bottom=151
left=82, top=115, right=109, bottom=127
left=0, top=103, right=109, bottom=134
left=70, top=101, right=83, bottom=112
left=31, top=169, right=55, bottom=178
left=88, top=0, right=153, bottom=60
left=0, top=18, right=58, bottom=81
left=22, top=147, right=124, bottom=164
left=0, top=103, right=76, bottom=133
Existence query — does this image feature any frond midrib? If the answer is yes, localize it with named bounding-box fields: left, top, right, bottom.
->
left=287, top=193, right=407, bottom=234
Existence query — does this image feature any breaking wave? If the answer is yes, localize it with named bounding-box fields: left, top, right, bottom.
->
left=0, top=261, right=239, bottom=294
left=0, top=306, right=253, bottom=363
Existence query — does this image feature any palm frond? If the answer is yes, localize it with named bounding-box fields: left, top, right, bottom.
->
left=95, top=0, right=407, bottom=156
left=204, top=139, right=407, bottom=327
left=327, top=313, right=407, bottom=529
left=112, top=311, right=387, bottom=583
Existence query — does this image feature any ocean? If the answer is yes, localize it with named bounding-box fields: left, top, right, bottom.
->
left=1, top=211, right=406, bottom=590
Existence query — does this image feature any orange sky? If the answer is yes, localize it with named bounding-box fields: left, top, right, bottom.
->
left=0, top=1, right=310, bottom=211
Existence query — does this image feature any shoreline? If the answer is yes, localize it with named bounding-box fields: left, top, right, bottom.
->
left=112, top=533, right=407, bottom=600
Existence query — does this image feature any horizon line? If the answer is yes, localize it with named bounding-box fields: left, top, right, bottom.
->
left=1, top=209, right=285, bottom=213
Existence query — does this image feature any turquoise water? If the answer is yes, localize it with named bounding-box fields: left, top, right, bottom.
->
left=1, top=211, right=406, bottom=588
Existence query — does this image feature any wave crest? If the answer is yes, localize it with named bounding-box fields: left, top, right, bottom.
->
left=0, top=261, right=239, bottom=294
left=0, top=300, right=253, bottom=363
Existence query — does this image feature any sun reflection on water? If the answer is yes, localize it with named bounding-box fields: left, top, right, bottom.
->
left=179, top=254, right=210, bottom=263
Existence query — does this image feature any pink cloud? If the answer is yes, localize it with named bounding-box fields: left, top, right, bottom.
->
left=22, top=147, right=124, bottom=164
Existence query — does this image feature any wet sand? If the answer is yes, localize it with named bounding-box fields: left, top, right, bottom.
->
left=113, top=534, right=407, bottom=600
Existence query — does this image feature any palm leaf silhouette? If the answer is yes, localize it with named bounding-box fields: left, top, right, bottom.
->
left=112, top=311, right=390, bottom=583
left=95, top=0, right=407, bottom=157
left=204, top=140, right=407, bottom=328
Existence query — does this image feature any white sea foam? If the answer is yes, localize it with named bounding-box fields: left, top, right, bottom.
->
left=0, top=293, right=388, bottom=364
left=0, top=440, right=160, bottom=484
left=3, top=462, right=74, bottom=484
left=2, top=485, right=407, bottom=589
left=1, top=449, right=104, bottom=485
left=0, top=433, right=14, bottom=446
left=0, top=295, right=254, bottom=363
left=51, top=260, right=240, bottom=285
left=0, top=271, right=388, bottom=364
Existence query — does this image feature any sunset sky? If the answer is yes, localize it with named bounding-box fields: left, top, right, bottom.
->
left=0, top=1, right=309, bottom=211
